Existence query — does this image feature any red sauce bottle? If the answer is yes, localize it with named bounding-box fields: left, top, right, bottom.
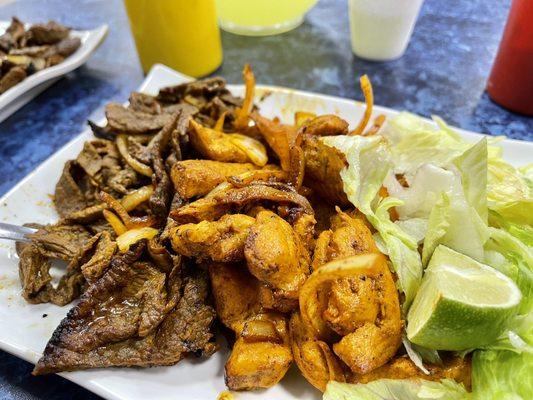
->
left=487, top=0, right=533, bottom=116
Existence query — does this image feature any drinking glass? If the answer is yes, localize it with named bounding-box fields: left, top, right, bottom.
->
left=216, top=0, right=318, bottom=36
left=124, top=0, right=223, bottom=77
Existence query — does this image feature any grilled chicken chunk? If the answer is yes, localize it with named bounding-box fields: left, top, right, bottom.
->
left=171, top=160, right=258, bottom=199
left=302, top=135, right=350, bottom=207
left=351, top=355, right=472, bottom=390
left=209, top=263, right=292, bottom=390
left=170, top=214, right=255, bottom=262
left=311, top=210, right=403, bottom=374
left=244, top=210, right=311, bottom=308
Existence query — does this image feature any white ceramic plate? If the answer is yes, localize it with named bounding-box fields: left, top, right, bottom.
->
left=0, top=21, right=108, bottom=122
left=0, top=64, right=531, bottom=400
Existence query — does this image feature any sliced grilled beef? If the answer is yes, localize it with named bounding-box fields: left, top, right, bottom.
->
left=27, top=21, right=70, bottom=45
left=0, top=66, right=26, bottom=94
left=54, top=160, right=95, bottom=217
left=0, top=17, right=25, bottom=52
left=157, top=77, right=227, bottom=104
left=16, top=241, right=85, bottom=306
left=33, top=260, right=216, bottom=374
left=27, top=224, right=92, bottom=261
left=128, top=92, right=161, bottom=114
left=52, top=37, right=81, bottom=57
left=149, top=115, right=179, bottom=222
left=70, top=231, right=117, bottom=283
left=105, top=103, right=174, bottom=134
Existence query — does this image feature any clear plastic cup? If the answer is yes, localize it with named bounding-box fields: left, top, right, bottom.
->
left=348, top=0, right=425, bottom=61
left=216, top=0, right=318, bottom=36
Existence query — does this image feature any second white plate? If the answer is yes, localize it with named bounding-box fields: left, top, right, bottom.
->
left=0, top=21, right=108, bottom=122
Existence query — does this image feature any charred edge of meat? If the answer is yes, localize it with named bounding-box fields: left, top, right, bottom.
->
left=87, top=120, right=115, bottom=140
left=157, top=78, right=228, bottom=104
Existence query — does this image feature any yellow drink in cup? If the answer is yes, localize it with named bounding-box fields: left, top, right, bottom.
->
left=124, top=0, right=222, bottom=77
left=216, top=0, right=318, bottom=36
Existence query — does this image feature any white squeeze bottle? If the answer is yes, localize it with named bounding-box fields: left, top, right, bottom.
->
left=348, top=0, right=425, bottom=61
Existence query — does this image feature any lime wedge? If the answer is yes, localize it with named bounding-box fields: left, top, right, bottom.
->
left=407, top=245, right=521, bottom=350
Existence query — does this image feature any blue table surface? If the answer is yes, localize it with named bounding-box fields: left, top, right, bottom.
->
left=0, top=0, right=530, bottom=399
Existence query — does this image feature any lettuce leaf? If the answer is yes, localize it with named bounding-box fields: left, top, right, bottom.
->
left=472, top=350, right=533, bottom=400
left=489, top=211, right=533, bottom=247
left=402, top=335, right=442, bottom=374
left=422, top=187, right=489, bottom=264
left=453, top=138, right=488, bottom=222
left=420, top=138, right=490, bottom=264
left=481, top=226, right=533, bottom=355
left=322, top=136, right=423, bottom=308
left=487, top=160, right=532, bottom=226
left=384, top=112, right=468, bottom=176
left=395, top=218, right=428, bottom=244
left=384, top=112, right=502, bottom=178
left=485, top=227, right=533, bottom=315
left=322, top=135, right=392, bottom=214
left=323, top=379, right=469, bottom=400
left=385, top=164, right=459, bottom=219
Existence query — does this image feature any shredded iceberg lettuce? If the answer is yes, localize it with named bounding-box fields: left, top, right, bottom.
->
left=322, top=112, right=531, bottom=396
left=488, top=160, right=532, bottom=226
left=323, top=379, right=469, bottom=400
left=472, top=350, right=533, bottom=400
left=453, top=138, right=488, bottom=222
left=322, top=135, right=392, bottom=215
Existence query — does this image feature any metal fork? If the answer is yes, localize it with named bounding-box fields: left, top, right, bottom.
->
left=0, top=222, right=37, bottom=242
